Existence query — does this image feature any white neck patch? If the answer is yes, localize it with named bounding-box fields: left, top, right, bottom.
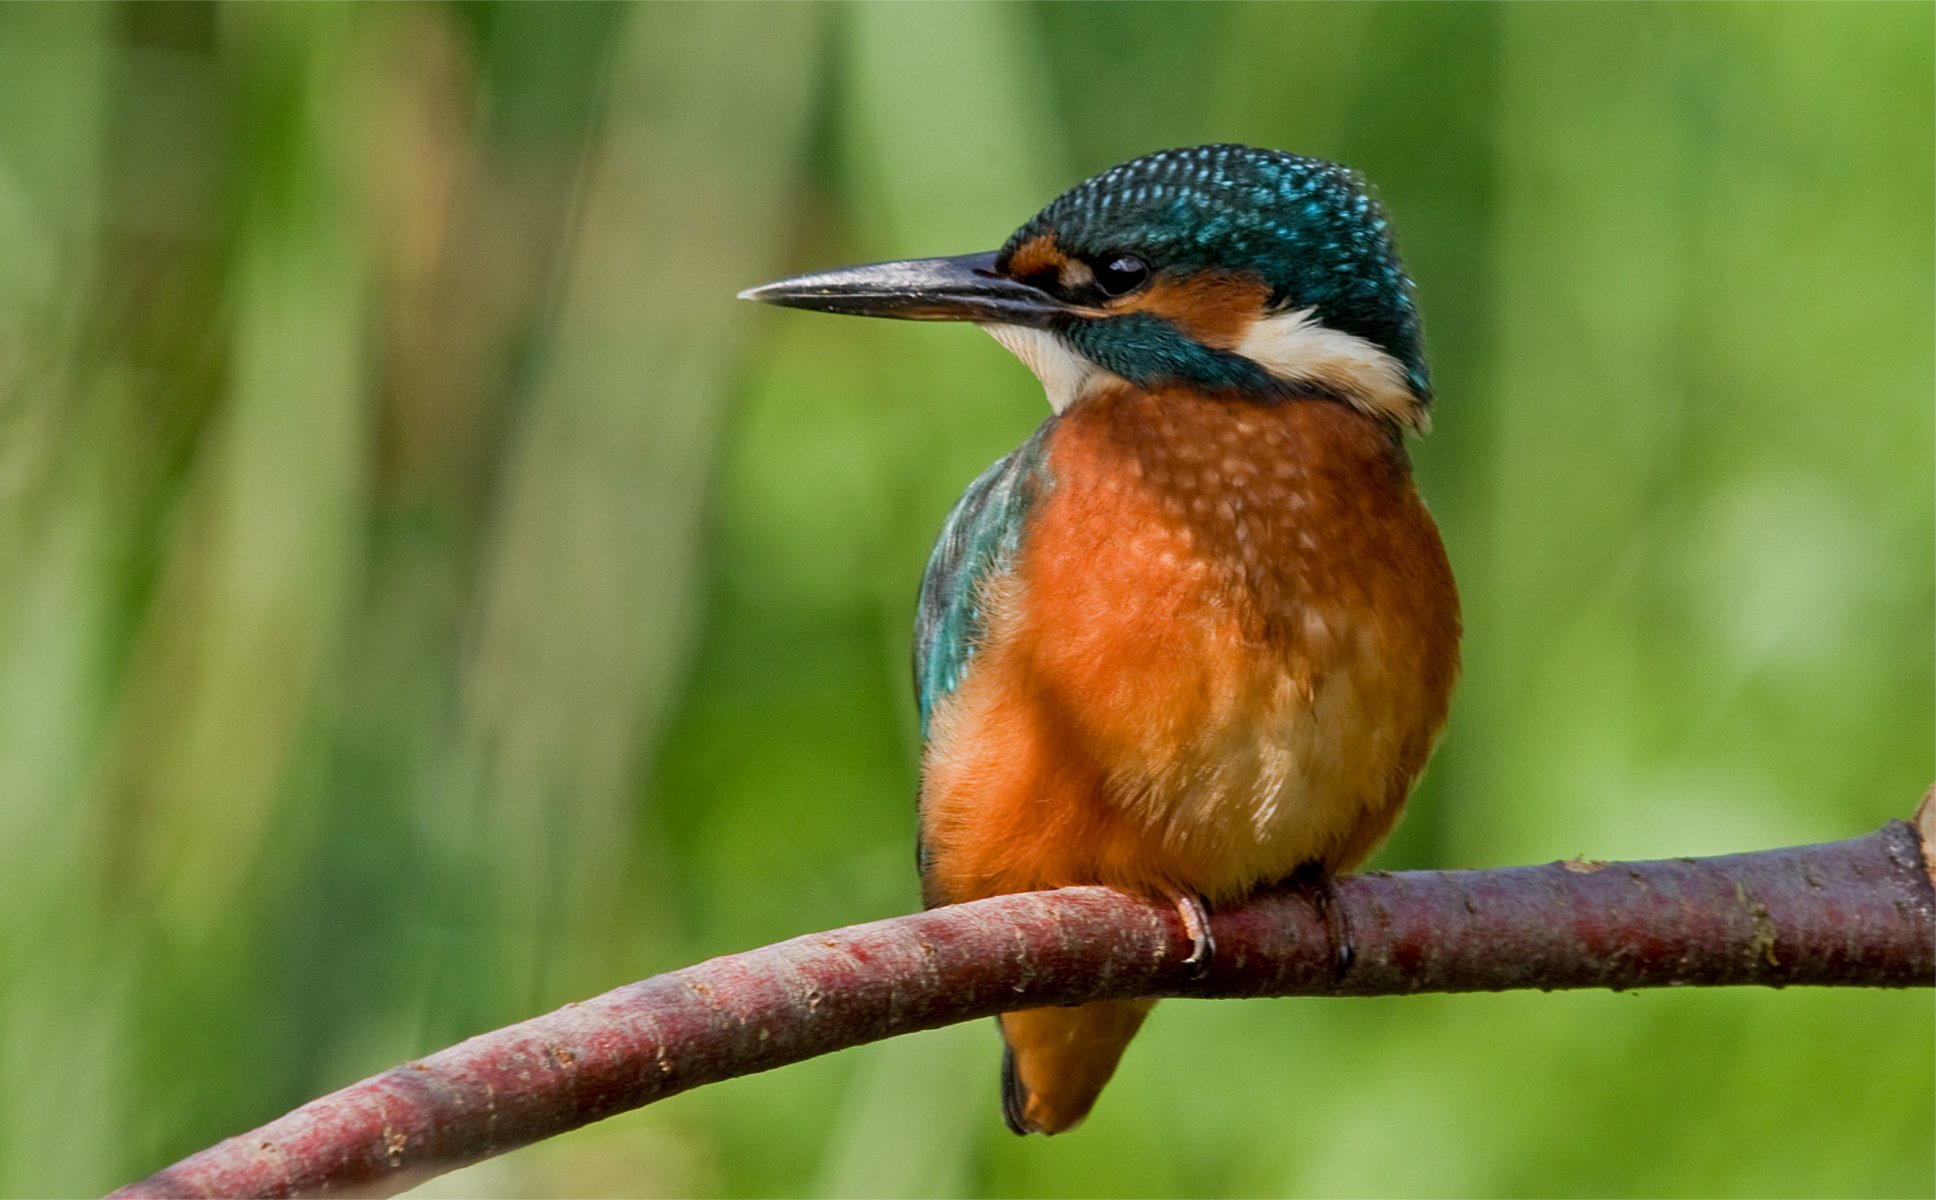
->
left=1235, top=306, right=1428, bottom=430
left=980, top=324, right=1121, bottom=413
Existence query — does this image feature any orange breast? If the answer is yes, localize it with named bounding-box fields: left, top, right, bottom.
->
left=919, top=386, right=1459, bottom=907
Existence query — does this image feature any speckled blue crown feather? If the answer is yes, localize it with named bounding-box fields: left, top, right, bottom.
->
left=1001, top=145, right=1429, bottom=400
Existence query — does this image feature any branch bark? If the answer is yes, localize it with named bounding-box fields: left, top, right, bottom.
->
left=116, top=815, right=1936, bottom=1199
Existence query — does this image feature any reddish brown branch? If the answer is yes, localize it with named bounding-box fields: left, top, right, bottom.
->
left=116, top=819, right=1936, bottom=1199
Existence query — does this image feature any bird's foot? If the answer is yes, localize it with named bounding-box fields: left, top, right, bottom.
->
left=1163, top=889, right=1216, bottom=977
left=1288, top=864, right=1355, bottom=982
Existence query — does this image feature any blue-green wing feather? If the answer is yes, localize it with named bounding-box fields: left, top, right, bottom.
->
left=914, top=420, right=1056, bottom=741
left=913, top=421, right=1054, bottom=900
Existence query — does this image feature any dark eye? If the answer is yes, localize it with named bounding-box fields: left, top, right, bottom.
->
left=1092, top=254, right=1149, bottom=297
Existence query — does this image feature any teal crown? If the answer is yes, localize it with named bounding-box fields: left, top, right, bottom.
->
left=999, top=145, right=1429, bottom=401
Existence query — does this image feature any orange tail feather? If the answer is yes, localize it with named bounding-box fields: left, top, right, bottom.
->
left=998, top=999, right=1155, bottom=1134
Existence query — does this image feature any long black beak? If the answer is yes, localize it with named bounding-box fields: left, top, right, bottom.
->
left=738, top=251, right=1070, bottom=327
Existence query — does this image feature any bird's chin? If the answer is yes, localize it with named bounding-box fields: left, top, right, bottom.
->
left=981, top=324, right=1119, bottom=414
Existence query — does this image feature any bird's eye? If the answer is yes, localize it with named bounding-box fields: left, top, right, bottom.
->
left=1092, top=254, right=1150, bottom=298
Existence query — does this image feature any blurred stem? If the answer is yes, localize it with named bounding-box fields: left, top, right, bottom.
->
left=117, top=814, right=1935, bottom=1198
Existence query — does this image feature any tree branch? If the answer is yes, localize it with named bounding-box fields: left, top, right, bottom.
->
left=115, top=815, right=1936, bottom=1199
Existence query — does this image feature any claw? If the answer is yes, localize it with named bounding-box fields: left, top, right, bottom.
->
left=1164, top=890, right=1215, bottom=975
left=1290, top=865, right=1356, bottom=982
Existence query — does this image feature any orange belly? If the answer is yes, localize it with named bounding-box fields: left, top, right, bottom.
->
left=919, top=387, right=1460, bottom=908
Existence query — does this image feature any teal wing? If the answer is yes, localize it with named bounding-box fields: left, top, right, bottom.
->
left=913, top=420, right=1055, bottom=741
left=909, top=421, right=1053, bottom=739
left=913, top=420, right=1054, bottom=898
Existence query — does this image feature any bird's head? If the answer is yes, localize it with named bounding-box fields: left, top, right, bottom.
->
left=741, top=144, right=1429, bottom=429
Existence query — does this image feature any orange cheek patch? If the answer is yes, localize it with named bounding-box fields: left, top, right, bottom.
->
left=1126, top=271, right=1272, bottom=349
left=1006, top=233, right=1067, bottom=280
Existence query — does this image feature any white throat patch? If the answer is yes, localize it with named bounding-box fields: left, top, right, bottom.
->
left=980, top=324, right=1120, bottom=413
left=1235, top=307, right=1428, bottom=430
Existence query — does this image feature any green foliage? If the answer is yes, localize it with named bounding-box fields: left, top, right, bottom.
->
left=0, top=3, right=1928, bottom=1195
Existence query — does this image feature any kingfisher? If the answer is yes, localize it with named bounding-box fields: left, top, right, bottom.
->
left=741, top=144, right=1460, bottom=1135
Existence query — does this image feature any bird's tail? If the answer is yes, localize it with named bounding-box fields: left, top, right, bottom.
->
left=998, top=999, right=1155, bottom=1135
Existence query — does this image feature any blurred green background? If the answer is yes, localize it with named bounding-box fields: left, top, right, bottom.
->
left=1, top=2, right=1930, bottom=1196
